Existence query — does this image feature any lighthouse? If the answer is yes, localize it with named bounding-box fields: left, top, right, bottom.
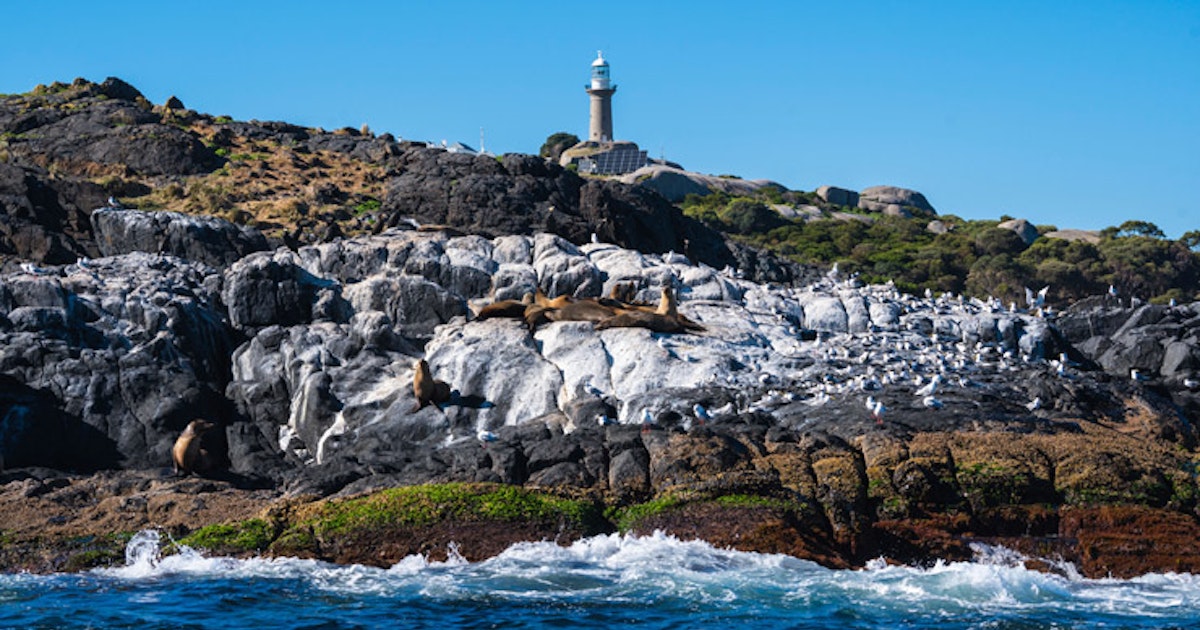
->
left=586, top=51, right=616, bottom=142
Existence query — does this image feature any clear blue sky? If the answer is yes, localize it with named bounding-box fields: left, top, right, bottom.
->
left=2, top=1, right=1197, bottom=237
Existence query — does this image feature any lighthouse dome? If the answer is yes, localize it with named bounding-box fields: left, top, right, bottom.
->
left=590, top=51, right=612, bottom=90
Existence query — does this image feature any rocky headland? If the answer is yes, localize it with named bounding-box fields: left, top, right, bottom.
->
left=2, top=78, right=1199, bottom=578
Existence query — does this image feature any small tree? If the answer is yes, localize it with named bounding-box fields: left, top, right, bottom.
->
left=1181, top=230, right=1200, bottom=251
left=539, top=132, right=580, bottom=161
left=1116, top=220, right=1165, bottom=239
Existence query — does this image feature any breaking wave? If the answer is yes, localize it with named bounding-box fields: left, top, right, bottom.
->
left=1, top=530, right=1198, bottom=629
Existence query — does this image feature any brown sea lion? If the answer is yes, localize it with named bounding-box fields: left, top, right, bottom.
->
left=534, top=288, right=573, bottom=309
left=475, top=292, right=534, bottom=321
left=655, top=286, right=677, bottom=316
left=172, top=419, right=214, bottom=475
left=413, top=359, right=451, bottom=411
left=610, top=282, right=639, bottom=304
left=545, top=299, right=617, bottom=323
left=595, top=287, right=704, bottom=333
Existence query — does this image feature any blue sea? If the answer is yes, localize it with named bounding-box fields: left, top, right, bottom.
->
left=2, top=530, right=1198, bottom=629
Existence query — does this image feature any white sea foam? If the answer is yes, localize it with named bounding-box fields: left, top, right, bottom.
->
left=88, top=528, right=1200, bottom=621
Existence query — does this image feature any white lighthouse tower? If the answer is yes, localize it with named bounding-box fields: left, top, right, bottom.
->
left=586, top=51, right=616, bottom=142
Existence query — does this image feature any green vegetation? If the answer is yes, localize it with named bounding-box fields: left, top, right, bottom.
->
left=353, top=198, right=381, bottom=216
left=213, top=115, right=233, bottom=124
left=608, top=492, right=810, bottom=532
left=308, top=483, right=598, bottom=535
left=179, top=518, right=274, bottom=553
left=608, top=495, right=683, bottom=532
left=539, top=131, right=580, bottom=160
left=680, top=191, right=1200, bottom=304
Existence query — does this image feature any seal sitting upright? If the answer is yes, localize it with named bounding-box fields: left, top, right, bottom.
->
left=413, top=359, right=452, bottom=411
left=173, top=419, right=214, bottom=475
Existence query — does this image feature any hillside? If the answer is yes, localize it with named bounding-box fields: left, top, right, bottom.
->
left=0, top=77, right=798, bottom=284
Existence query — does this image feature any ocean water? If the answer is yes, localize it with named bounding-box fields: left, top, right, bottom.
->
left=1, top=531, right=1198, bottom=630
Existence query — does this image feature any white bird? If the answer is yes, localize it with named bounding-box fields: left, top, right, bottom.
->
left=584, top=379, right=604, bottom=398
left=1025, top=397, right=1042, bottom=412
left=1109, top=284, right=1119, bottom=298
left=477, top=429, right=498, bottom=443
left=865, top=396, right=877, bottom=412
left=692, top=404, right=711, bottom=423
left=1184, top=378, right=1199, bottom=390
left=922, top=396, right=943, bottom=409
left=107, top=195, right=122, bottom=208
left=597, top=414, right=614, bottom=426
left=1131, top=369, right=1148, bottom=382
left=1169, top=298, right=1178, bottom=308
left=641, top=408, right=654, bottom=425
left=915, top=374, right=941, bottom=397
left=871, top=401, right=886, bottom=425
left=590, top=232, right=600, bottom=244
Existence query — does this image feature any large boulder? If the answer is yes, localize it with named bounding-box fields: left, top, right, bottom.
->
left=92, top=208, right=270, bottom=267
left=816, top=185, right=859, bottom=208
left=858, top=186, right=936, bottom=217
left=997, top=218, right=1040, bottom=246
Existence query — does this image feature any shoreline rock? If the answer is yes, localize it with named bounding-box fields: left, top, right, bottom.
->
left=1, top=219, right=1199, bottom=578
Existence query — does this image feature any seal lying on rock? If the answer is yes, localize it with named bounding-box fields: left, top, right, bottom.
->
left=172, top=419, right=214, bottom=475
left=474, top=292, right=534, bottom=321
left=596, top=286, right=705, bottom=333
left=413, top=359, right=451, bottom=411
left=545, top=300, right=617, bottom=323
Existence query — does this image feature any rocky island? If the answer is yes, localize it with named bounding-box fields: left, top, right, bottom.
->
left=1, top=78, right=1199, bottom=579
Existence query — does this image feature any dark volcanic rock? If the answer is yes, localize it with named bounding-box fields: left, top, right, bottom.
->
left=379, top=148, right=797, bottom=284
left=92, top=208, right=270, bottom=268
left=0, top=164, right=102, bottom=264
left=0, top=254, right=236, bottom=472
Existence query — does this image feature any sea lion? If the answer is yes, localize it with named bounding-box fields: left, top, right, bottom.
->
left=475, top=292, right=534, bottom=321
left=595, top=286, right=704, bottom=333
left=545, top=299, right=617, bottom=323
left=413, top=359, right=451, bottom=411
left=172, top=419, right=214, bottom=475
left=534, top=288, right=573, bottom=309
left=522, top=304, right=555, bottom=331
left=655, top=286, right=677, bottom=317
left=610, top=282, right=639, bottom=304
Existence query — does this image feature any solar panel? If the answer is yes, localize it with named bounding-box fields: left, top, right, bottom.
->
left=590, top=148, right=648, bottom=175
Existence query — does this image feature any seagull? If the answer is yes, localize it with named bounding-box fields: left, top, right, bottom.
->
left=692, top=404, right=711, bottom=424
left=1025, top=397, right=1042, bottom=412
left=915, top=374, right=941, bottom=397
left=597, top=414, right=614, bottom=426
left=641, top=408, right=653, bottom=424
left=1109, top=284, right=1119, bottom=299
left=584, top=379, right=604, bottom=398
left=1184, top=378, right=1199, bottom=390
left=922, top=396, right=943, bottom=409
left=1131, top=369, right=1148, bottom=382
left=477, top=429, right=498, bottom=443
left=871, top=401, right=886, bottom=425
left=106, top=195, right=122, bottom=208
left=1169, top=298, right=1178, bottom=308
left=590, top=232, right=600, bottom=244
